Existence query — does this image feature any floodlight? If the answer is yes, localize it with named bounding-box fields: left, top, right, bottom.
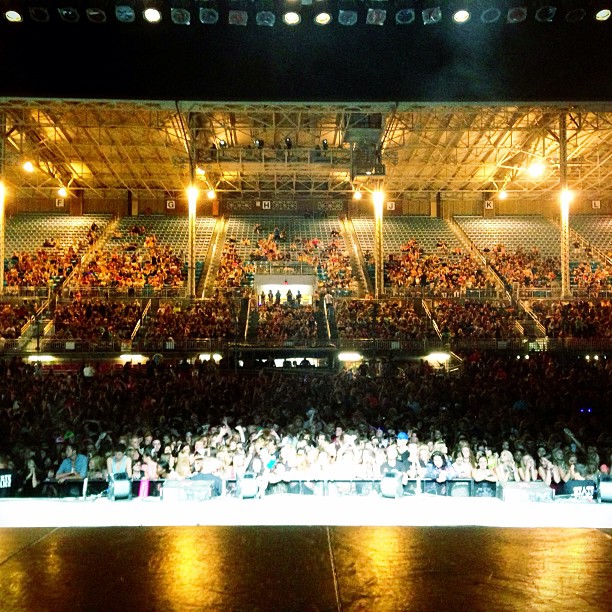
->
left=22, top=161, right=35, bottom=172
left=58, top=187, right=68, bottom=198
left=285, top=137, right=292, bottom=149
left=283, top=10, right=300, bottom=24
left=255, top=138, right=265, bottom=149
left=313, top=1, right=331, bottom=24
left=594, top=7, right=610, bottom=21
left=142, top=0, right=162, bottom=22
left=452, top=8, right=470, bottom=23
left=366, top=6, right=386, bottom=25
left=322, top=139, right=329, bottom=150
left=219, top=139, right=227, bottom=148
left=58, top=5, right=80, bottom=21
left=506, top=6, right=527, bottom=23
left=4, top=5, right=24, bottom=22
left=338, top=0, right=358, bottom=25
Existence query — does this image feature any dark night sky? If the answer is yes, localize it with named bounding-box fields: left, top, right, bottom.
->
left=0, top=12, right=610, bottom=102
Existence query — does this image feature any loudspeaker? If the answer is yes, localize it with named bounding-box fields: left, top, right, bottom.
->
left=108, top=473, right=132, bottom=501
left=380, top=471, right=404, bottom=498
left=497, top=481, right=554, bottom=503
left=598, top=477, right=612, bottom=503
left=237, top=473, right=259, bottom=499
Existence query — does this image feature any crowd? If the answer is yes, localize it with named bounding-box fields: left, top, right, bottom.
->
left=530, top=299, right=612, bottom=339
left=486, top=246, right=560, bottom=288
left=256, top=303, right=318, bottom=341
left=5, top=247, right=80, bottom=288
left=0, top=301, right=37, bottom=339
left=0, top=350, right=609, bottom=498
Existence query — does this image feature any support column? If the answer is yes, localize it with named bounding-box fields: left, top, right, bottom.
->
left=373, top=190, right=384, bottom=299
left=0, top=112, right=5, bottom=296
left=187, top=186, right=197, bottom=300
left=559, top=113, right=571, bottom=300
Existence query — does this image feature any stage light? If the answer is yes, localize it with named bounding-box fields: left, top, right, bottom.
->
left=22, top=161, right=35, bottom=172
left=535, top=4, right=556, bottom=22
left=285, top=137, right=292, bottom=149
left=395, top=7, right=415, bottom=24
left=338, top=0, right=358, bottom=25
left=480, top=7, right=501, bottom=22
left=28, top=5, right=50, bottom=21
left=353, top=189, right=362, bottom=200
left=58, top=5, right=80, bottom=22
left=283, top=10, right=300, bottom=24
left=366, top=5, right=386, bottom=25
left=142, top=0, right=162, bottom=23
left=207, top=188, right=216, bottom=199
left=58, top=187, right=68, bottom=198
left=4, top=8, right=23, bottom=23
left=171, top=0, right=191, bottom=24
left=527, top=161, right=545, bottom=178
left=115, top=0, right=135, bottom=22
left=338, top=352, right=363, bottom=361
left=255, top=138, right=265, bottom=149
left=255, top=0, right=275, bottom=26
left=86, top=3, right=108, bottom=23
left=27, top=355, right=56, bottom=362
left=313, top=2, right=331, bottom=25
left=219, top=139, right=227, bottom=148
left=506, top=6, right=527, bottom=23
left=594, top=8, right=611, bottom=21
left=422, top=6, right=442, bottom=25
left=228, top=0, right=247, bottom=25
left=198, top=0, right=218, bottom=23
left=498, top=190, right=508, bottom=200
left=452, top=8, right=470, bottom=23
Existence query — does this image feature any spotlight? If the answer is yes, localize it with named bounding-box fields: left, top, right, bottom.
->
left=535, top=5, right=556, bottom=22
left=506, top=6, right=527, bottom=23
left=219, top=139, right=227, bottom=148
left=28, top=5, right=50, bottom=21
left=313, top=1, right=331, bottom=25
left=198, top=0, right=219, bottom=23
left=255, top=0, right=275, bottom=26
left=422, top=6, right=442, bottom=25
left=283, top=10, right=300, bottom=25
left=366, top=5, right=387, bottom=25
left=171, top=0, right=191, bottom=24
left=22, top=161, right=35, bottom=173
left=4, top=6, right=24, bottom=22
left=452, top=8, right=470, bottom=23
left=228, top=0, right=248, bottom=25
left=58, top=6, right=80, bottom=22
left=594, top=8, right=610, bottom=21
left=207, top=189, right=216, bottom=200
left=353, top=189, right=362, bottom=200
left=115, top=0, right=136, bottom=22
left=338, top=0, right=358, bottom=25
left=255, top=138, right=265, bottom=149
left=142, top=0, right=162, bottom=23
left=285, top=137, right=292, bottom=149
left=480, top=7, right=501, bottom=22
left=58, top=187, right=68, bottom=198
left=498, top=190, right=508, bottom=200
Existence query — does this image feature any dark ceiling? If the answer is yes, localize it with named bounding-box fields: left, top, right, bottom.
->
left=0, top=3, right=611, bottom=103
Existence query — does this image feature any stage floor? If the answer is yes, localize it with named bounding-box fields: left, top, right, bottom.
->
left=1, top=498, right=611, bottom=611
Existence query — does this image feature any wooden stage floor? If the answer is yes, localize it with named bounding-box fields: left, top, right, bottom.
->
left=1, top=497, right=611, bottom=611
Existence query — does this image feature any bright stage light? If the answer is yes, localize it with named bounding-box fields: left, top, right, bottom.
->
left=338, top=352, right=363, bottom=362
left=453, top=9, right=470, bottom=23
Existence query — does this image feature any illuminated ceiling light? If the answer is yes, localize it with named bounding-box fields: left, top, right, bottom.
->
left=198, top=0, right=218, bottom=23
left=565, top=7, right=585, bottom=22
left=283, top=10, right=300, bottom=24
left=142, top=0, right=162, bottom=22
left=506, top=6, right=527, bottom=23
left=58, top=6, right=80, bottom=22
left=207, top=189, right=216, bottom=200
left=171, top=0, right=191, bottom=24
left=4, top=8, right=24, bottom=22
left=338, top=352, right=363, bottom=362
left=58, top=187, right=68, bottom=198
left=115, top=0, right=136, bottom=22
left=255, top=0, right=276, bottom=26
left=366, top=4, right=387, bottom=25
left=353, top=189, right=362, bottom=200
left=422, top=6, right=442, bottom=25
left=28, top=5, right=50, bottom=22
left=338, top=0, right=358, bottom=25
left=195, top=166, right=206, bottom=176
left=22, top=161, right=35, bottom=172
left=498, top=190, right=508, bottom=200
left=560, top=188, right=573, bottom=206
left=480, top=7, right=501, bottom=22
left=313, top=1, right=331, bottom=25
left=452, top=8, right=470, bottom=23
left=594, top=8, right=611, bottom=21
left=228, top=0, right=248, bottom=25
left=527, top=161, right=546, bottom=178
left=535, top=5, right=556, bottom=22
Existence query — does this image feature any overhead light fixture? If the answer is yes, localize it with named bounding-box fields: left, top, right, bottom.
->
left=283, top=9, right=301, bottom=24
left=353, top=189, right=362, bottom=200
left=28, top=5, right=51, bottom=22
left=171, top=0, right=191, bottom=24
left=58, top=5, right=80, bottom=22
left=506, top=6, right=527, bottom=23
left=480, top=7, right=501, bottom=22
left=3, top=5, right=25, bottom=22
left=22, top=161, right=35, bottom=173
left=534, top=4, right=557, bottom=22
left=527, top=161, right=546, bottom=178
left=313, top=1, right=331, bottom=25
left=255, top=0, right=275, bottom=26
left=228, top=0, right=248, bottom=25
left=452, top=8, right=471, bottom=23
left=594, top=7, right=611, bottom=21
left=142, top=0, right=162, bottom=22
left=366, top=2, right=386, bottom=25
left=207, top=189, right=216, bottom=200
left=338, top=0, right=358, bottom=25
left=498, top=190, right=508, bottom=200
left=58, top=187, right=68, bottom=198
left=394, top=0, right=415, bottom=25
left=422, top=6, right=442, bottom=25
left=115, top=0, right=136, bottom=22
left=198, top=0, right=218, bottom=23
left=219, top=139, right=227, bottom=148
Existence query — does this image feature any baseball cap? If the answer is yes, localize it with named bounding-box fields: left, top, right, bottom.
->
left=397, top=432, right=409, bottom=440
